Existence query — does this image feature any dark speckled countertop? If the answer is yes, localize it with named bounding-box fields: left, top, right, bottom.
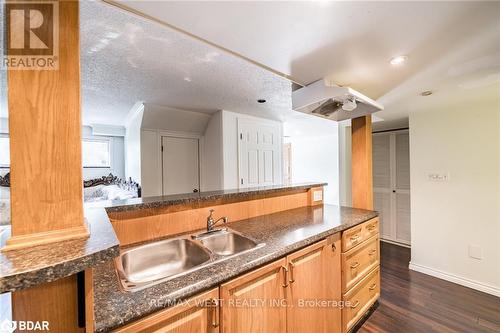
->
left=93, top=204, right=378, bottom=333
left=103, top=182, right=327, bottom=213
left=0, top=208, right=120, bottom=293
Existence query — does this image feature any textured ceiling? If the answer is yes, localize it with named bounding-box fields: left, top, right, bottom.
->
left=80, top=1, right=292, bottom=125
left=115, top=0, right=500, bottom=125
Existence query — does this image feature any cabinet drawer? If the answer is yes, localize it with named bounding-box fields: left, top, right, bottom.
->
left=341, top=218, right=378, bottom=252
left=341, top=235, right=379, bottom=293
left=342, top=267, right=380, bottom=333
left=363, top=218, right=379, bottom=241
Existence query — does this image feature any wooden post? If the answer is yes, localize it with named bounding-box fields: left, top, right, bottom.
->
left=5, top=2, right=87, bottom=332
left=4, top=0, right=88, bottom=250
left=351, top=115, right=373, bottom=210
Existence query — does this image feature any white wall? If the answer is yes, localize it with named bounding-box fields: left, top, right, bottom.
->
left=221, top=110, right=283, bottom=190
left=409, top=102, right=500, bottom=296
left=284, top=115, right=340, bottom=205
left=124, top=106, right=144, bottom=184
left=82, top=126, right=125, bottom=180
left=202, top=111, right=223, bottom=191
left=142, top=104, right=211, bottom=132
left=140, top=129, right=161, bottom=197
left=338, top=123, right=352, bottom=206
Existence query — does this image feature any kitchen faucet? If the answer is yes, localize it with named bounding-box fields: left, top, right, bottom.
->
left=206, top=209, right=228, bottom=232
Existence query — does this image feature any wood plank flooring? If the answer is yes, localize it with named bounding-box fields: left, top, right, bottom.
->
left=358, top=242, right=500, bottom=333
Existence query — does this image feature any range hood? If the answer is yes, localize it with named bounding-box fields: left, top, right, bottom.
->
left=292, top=79, right=383, bottom=121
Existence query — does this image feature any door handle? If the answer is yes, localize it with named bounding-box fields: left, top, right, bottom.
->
left=208, top=298, right=219, bottom=328
left=281, top=266, right=289, bottom=288
left=288, top=262, right=295, bottom=283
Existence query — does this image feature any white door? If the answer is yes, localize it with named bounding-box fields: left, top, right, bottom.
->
left=373, top=130, right=411, bottom=246
left=162, top=136, right=200, bottom=195
left=238, top=119, right=281, bottom=188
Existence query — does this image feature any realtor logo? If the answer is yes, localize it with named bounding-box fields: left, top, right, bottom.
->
left=2, top=1, right=59, bottom=69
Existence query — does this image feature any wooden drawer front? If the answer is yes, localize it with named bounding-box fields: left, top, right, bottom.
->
left=341, top=218, right=379, bottom=252
left=341, top=224, right=363, bottom=252
left=362, top=218, right=379, bottom=241
left=341, top=236, right=379, bottom=293
left=342, top=267, right=380, bottom=333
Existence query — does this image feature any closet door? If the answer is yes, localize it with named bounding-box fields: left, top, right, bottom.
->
left=373, top=133, right=392, bottom=241
left=372, top=131, right=411, bottom=246
left=394, top=132, right=411, bottom=244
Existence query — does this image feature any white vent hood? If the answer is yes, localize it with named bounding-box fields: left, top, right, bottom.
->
left=292, top=79, right=383, bottom=121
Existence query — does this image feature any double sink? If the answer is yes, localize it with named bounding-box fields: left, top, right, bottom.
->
left=115, top=229, right=265, bottom=292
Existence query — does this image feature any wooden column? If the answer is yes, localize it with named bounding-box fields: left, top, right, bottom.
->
left=5, top=0, right=88, bottom=250
left=351, top=115, right=373, bottom=210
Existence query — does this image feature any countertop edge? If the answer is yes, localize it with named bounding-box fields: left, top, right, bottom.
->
left=0, top=207, right=120, bottom=293
left=104, top=182, right=327, bottom=213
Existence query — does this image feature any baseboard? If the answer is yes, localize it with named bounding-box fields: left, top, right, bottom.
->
left=380, top=238, right=410, bottom=248
left=409, top=262, right=500, bottom=297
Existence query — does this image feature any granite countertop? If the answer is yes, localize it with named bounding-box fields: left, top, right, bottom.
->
left=0, top=207, right=120, bottom=293
left=93, top=204, right=378, bottom=332
left=104, top=182, right=327, bottom=213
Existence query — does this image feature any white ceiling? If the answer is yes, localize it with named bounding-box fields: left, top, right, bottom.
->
left=80, top=1, right=293, bottom=125
left=115, top=0, right=500, bottom=125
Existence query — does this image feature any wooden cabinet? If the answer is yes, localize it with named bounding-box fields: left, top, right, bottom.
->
left=220, top=258, right=287, bottom=333
left=342, top=267, right=380, bottom=332
left=341, top=235, right=379, bottom=293
left=113, top=288, right=219, bottom=333
left=220, top=235, right=342, bottom=333
left=340, top=217, right=380, bottom=333
left=287, top=235, right=341, bottom=333
left=341, top=218, right=379, bottom=252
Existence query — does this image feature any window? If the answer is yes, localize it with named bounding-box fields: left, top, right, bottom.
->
left=0, top=136, right=9, bottom=168
left=82, top=139, right=111, bottom=168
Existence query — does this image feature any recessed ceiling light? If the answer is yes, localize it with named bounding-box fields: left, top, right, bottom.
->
left=390, top=55, right=408, bottom=66
left=183, top=77, right=191, bottom=82
left=257, top=99, right=266, bottom=103
left=420, top=90, right=433, bottom=96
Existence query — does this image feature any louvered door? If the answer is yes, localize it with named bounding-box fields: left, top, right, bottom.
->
left=372, top=130, right=411, bottom=246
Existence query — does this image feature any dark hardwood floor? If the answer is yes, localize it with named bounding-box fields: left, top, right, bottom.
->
left=358, top=242, right=500, bottom=333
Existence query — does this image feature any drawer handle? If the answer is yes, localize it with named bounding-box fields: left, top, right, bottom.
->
left=350, top=300, right=360, bottom=309
left=288, top=262, right=295, bottom=283
left=350, top=235, right=360, bottom=242
left=350, top=262, right=360, bottom=269
left=367, top=225, right=377, bottom=231
left=369, top=283, right=377, bottom=291
left=281, top=266, right=289, bottom=288
left=369, top=249, right=377, bottom=256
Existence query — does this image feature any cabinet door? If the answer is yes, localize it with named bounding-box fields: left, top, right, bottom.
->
left=112, top=288, right=219, bottom=333
left=286, top=235, right=342, bottom=333
left=220, top=258, right=287, bottom=333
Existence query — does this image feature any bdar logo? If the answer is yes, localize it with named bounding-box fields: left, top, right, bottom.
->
left=6, top=2, right=54, bottom=55
left=0, top=319, right=16, bottom=333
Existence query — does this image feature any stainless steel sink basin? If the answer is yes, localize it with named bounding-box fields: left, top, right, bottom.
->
left=115, top=237, right=212, bottom=290
left=115, top=229, right=264, bottom=292
left=199, top=230, right=262, bottom=256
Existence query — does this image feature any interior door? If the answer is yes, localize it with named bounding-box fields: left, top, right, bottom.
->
left=394, top=132, right=411, bottom=244
left=238, top=119, right=280, bottom=188
left=373, top=133, right=392, bottom=241
left=162, top=136, right=200, bottom=195
left=373, top=131, right=411, bottom=246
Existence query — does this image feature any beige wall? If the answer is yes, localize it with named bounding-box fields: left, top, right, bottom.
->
left=409, top=101, right=500, bottom=296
